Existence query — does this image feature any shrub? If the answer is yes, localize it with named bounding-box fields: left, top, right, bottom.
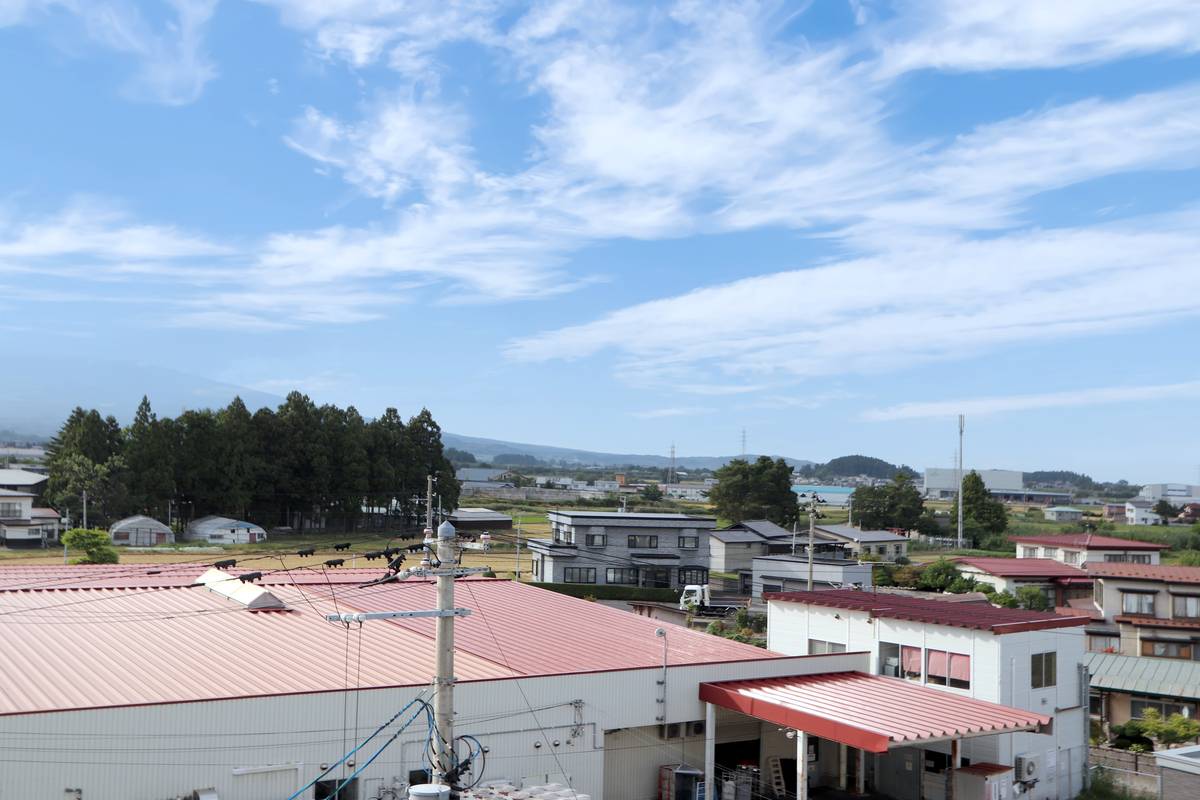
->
left=894, top=555, right=911, bottom=565
left=1015, top=586, right=1051, bottom=611
left=990, top=590, right=1019, bottom=608
left=62, top=528, right=119, bottom=565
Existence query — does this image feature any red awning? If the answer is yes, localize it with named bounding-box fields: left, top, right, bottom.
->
left=699, top=672, right=1051, bottom=753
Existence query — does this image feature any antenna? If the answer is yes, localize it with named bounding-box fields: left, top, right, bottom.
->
left=956, top=414, right=965, bottom=549
left=741, top=428, right=747, bottom=459
left=668, top=443, right=676, bottom=486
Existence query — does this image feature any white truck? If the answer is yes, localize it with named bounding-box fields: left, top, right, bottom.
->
left=679, top=585, right=742, bottom=617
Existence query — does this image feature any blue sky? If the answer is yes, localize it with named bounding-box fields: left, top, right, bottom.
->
left=3, top=1, right=1200, bottom=483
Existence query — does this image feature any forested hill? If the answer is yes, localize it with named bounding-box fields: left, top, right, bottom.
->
left=797, top=454, right=917, bottom=481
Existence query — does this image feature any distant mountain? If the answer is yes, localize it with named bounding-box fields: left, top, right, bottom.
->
left=441, top=432, right=811, bottom=470
left=1, top=356, right=283, bottom=436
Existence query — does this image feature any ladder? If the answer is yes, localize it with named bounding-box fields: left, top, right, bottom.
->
left=766, top=756, right=787, bottom=798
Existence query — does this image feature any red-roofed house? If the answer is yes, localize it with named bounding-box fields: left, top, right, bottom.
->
left=954, top=557, right=1092, bottom=606
left=1010, top=533, right=1167, bottom=567
left=764, top=589, right=1088, bottom=800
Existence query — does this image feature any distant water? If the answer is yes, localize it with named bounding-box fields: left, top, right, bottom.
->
left=792, top=485, right=854, bottom=495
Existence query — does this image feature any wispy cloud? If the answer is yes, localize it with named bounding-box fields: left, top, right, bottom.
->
left=631, top=406, right=713, bottom=419
left=3, top=0, right=219, bottom=105
left=863, top=381, right=1200, bottom=422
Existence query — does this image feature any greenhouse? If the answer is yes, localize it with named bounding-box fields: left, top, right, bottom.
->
left=184, top=515, right=267, bottom=544
left=108, top=515, right=174, bottom=547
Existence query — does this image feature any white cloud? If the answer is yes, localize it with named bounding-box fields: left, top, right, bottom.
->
left=2, top=0, right=218, bottom=105
left=863, top=381, right=1200, bottom=422
left=506, top=212, right=1200, bottom=383
left=631, top=406, right=713, bottom=419
left=876, top=0, right=1200, bottom=77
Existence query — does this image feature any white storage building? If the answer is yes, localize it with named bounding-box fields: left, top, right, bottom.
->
left=109, top=515, right=174, bottom=546
left=185, top=515, right=267, bottom=544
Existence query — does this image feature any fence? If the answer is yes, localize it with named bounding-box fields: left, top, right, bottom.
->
left=1089, top=759, right=1159, bottom=797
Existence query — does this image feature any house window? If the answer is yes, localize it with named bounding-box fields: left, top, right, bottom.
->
left=1093, top=580, right=1104, bottom=610
left=1043, top=548, right=1058, bottom=560
left=533, top=557, right=541, bottom=580
left=678, top=535, right=699, bottom=549
left=606, top=568, right=639, bottom=585
left=1141, top=640, right=1192, bottom=659
left=879, top=642, right=901, bottom=677
left=808, top=639, right=847, bottom=655
left=584, top=533, right=607, bottom=547
left=1089, top=692, right=1104, bottom=716
left=1132, top=699, right=1192, bottom=719
left=0, top=503, right=20, bottom=517
left=1021, top=547, right=1038, bottom=558
left=1130, top=554, right=1152, bottom=564
left=1031, top=652, right=1057, bottom=689
left=628, top=535, right=658, bottom=549
left=563, top=567, right=596, bottom=584
left=1174, top=596, right=1200, bottom=619
left=678, top=567, right=708, bottom=586
left=1105, top=553, right=1128, bottom=563
left=925, top=651, right=970, bottom=689
left=901, top=645, right=922, bottom=681
left=1088, top=634, right=1120, bottom=653
left=1121, top=592, right=1155, bottom=616
left=1063, top=551, right=1080, bottom=565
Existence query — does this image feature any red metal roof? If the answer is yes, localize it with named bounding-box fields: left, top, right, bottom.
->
left=1113, top=615, right=1200, bottom=630
left=0, top=564, right=391, bottom=591
left=1088, top=562, right=1200, bottom=585
left=0, top=578, right=784, bottom=716
left=764, top=588, right=1087, bottom=634
left=955, top=557, right=1090, bottom=580
left=699, top=672, right=1050, bottom=753
left=1009, top=533, right=1168, bottom=551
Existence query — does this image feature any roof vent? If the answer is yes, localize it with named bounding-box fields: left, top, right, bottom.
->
left=197, top=568, right=287, bottom=611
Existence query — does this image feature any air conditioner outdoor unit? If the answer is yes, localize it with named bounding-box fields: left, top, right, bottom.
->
left=882, top=656, right=900, bottom=677
left=1014, top=755, right=1040, bottom=783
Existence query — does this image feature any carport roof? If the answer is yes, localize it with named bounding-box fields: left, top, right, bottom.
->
left=699, top=671, right=1050, bottom=753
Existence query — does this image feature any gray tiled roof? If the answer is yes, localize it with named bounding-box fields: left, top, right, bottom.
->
left=816, top=524, right=908, bottom=543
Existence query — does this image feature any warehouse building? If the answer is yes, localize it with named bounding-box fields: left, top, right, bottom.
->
left=0, top=566, right=1067, bottom=800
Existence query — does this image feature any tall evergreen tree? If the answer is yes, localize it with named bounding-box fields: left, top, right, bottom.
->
left=123, top=396, right=175, bottom=516
left=215, top=397, right=259, bottom=518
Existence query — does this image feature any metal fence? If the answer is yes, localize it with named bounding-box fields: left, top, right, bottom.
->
left=1089, top=764, right=1160, bottom=798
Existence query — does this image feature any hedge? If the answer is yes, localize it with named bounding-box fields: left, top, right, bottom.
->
left=529, top=582, right=681, bottom=602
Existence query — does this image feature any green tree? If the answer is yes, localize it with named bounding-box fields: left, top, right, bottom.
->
left=62, top=528, right=119, bottom=564
left=214, top=397, right=259, bottom=518
left=405, top=408, right=459, bottom=521
left=990, top=590, right=1020, bottom=608
left=950, top=471, right=1009, bottom=545
left=916, top=559, right=962, bottom=592
left=1015, top=586, right=1051, bottom=611
left=709, top=457, right=798, bottom=527
left=325, top=404, right=370, bottom=530
left=122, top=396, right=175, bottom=517
left=1153, top=500, right=1179, bottom=521
left=640, top=483, right=664, bottom=501
left=46, top=407, right=126, bottom=522
left=852, top=473, right=925, bottom=530
left=1139, top=708, right=1200, bottom=745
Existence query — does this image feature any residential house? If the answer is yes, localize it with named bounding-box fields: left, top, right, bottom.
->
left=1042, top=507, right=1083, bottom=523
left=0, top=468, right=48, bottom=497
left=954, top=557, right=1092, bottom=606
left=528, top=510, right=715, bottom=588
left=1010, top=533, right=1167, bottom=567
left=1125, top=500, right=1162, bottom=526
left=711, top=520, right=850, bottom=594
left=1102, top=503, right=1127, bottom=521
left=814, top=524, right=909, bottom=560
left=454, top=467, right=511, bottom=483
left=0, top=488, right=61, bottom=547
left=765, top=589, right=1089, bottom=800
left=108, top=515, right=174, bottom=546
left=184, top=515, right=267, bottom=544
left=1082, top=562, right=1200, bottom=727
left=751, top=555, right=873, bottom=600
left=446, top=507, right=512, bottom=531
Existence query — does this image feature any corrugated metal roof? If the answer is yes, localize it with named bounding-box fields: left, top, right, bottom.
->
left=700, top=672, right=1050, bottom=753
left=0, top=578, right=780, bottom=716
left=1084, top=651, right=1200, bottom=700
left=956, top=557, right=1089, bottom=579
left=765, top=588, right=1087, bottom=634
left=1088, top=563, right=1200, bottom=585
left=1009, top=533, right=1167, bottom=550
left=816, top=524, right=908, bottom=543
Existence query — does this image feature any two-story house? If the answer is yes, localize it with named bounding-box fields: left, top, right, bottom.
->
left=0, top=488, right=62, bottom=547
left=711, top=520, right=851, bottom=594
left=528, top=510, right=715, bottom=588
left=1083, top=562, right=1200, bottom=727
left=765, top=589, right=1089, bottom=800
left=1010, top=533, right=1167, bottom=567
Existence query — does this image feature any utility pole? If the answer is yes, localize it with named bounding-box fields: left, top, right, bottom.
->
left=797, top=493, right=824, bottom=591
left=515, top=516, right=522, bottom=580
left=956, top=415, right=965, bottom=549
left=82, top=490, right=88, bottom=530
left=433, top=518, right=457, bottom=786
left=426, top=475, right=434, bottom=532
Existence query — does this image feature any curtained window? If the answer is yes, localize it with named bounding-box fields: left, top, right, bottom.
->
left=926, top=649, right=949, bottom=686
left=901, top=645, right=922, bottom=680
